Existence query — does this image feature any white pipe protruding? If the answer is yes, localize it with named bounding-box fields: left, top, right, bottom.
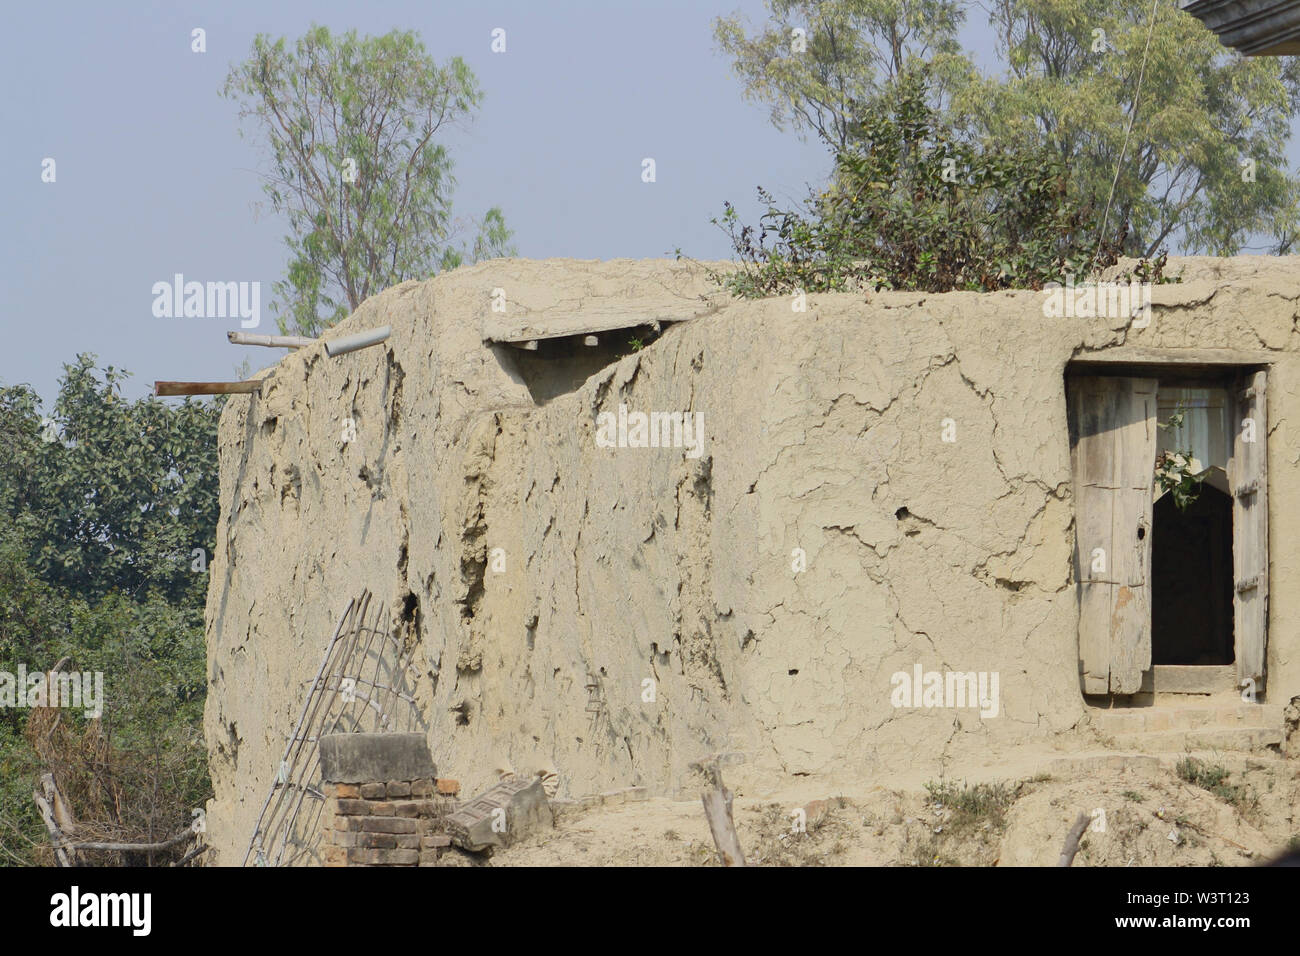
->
left=324, top=325, right=391, bottom=358
left=227, top=331, right=317, bottom=349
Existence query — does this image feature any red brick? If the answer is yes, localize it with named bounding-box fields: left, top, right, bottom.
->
left=357, top=832, right=398, bottom=849
left=358, top=817, right=418, bottom=834
left=421, top=834, right=452, bottom=849
left=386, top=780, right=412, bottom=797
left=410, top=779, right=434, bottom=797
left=436, top=778, right=460, bottom=796
left=360, top=783, right=386, bottom=799
left=394, top=833, right=421, bottom=849
left=374, top=848, right=419, bottom=866
left=334, top=798, right=369, bottom=816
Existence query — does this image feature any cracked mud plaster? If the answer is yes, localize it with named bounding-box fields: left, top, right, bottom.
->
left=201, top=256, right=1300, bottom=863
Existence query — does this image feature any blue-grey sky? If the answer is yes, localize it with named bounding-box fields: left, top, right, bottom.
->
left=1, top=1, right=1295, bottom=403
left=0, top=0, right=837, bottom=402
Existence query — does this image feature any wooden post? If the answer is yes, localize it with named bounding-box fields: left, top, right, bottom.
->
left=1057, top=811, right=1091, bottom=866
left=33, top=774, right=75, bottom=867
left=692, top=757, right=746, bottom=867
left=155, top=381, right=262, bottom=397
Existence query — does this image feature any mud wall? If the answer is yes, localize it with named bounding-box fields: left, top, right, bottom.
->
left=203, top=256, right=1300, bottom=864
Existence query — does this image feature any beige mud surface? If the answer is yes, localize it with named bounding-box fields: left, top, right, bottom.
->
left=489, top=756, right=1300, bottom=866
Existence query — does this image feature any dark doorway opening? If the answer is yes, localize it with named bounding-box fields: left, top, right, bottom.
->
left=1151, top=484, right=1234, bottom=665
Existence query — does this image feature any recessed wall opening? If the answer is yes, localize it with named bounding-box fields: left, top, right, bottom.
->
left=1066, top=357, right=1269, bottom=699
left=1151, top=483, right=1233, bottom=666
left=489, top=323, right=668, bottom=405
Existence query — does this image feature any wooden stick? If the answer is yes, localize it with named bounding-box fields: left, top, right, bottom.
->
left=58, top=829, right=194, bottom=853
left=1057, top=811, right=1092, bottom=866
left=227, top=331, right=316, bottom=349
left=155, top=381, right=262, bottom=397
left=33, top=775, right=73, bottom=867
left=171, top=844, right=209, bottom=867
left=692, top=757, right=746, bottom=867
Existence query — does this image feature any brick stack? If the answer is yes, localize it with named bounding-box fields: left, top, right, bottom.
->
left=321, top=777, right=460, bottom=867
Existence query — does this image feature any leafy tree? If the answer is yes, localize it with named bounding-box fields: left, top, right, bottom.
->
left=709, top=68, right=1136, bottom=297
left=0, top=357, right=220, bottom=606
left=0, top=359, right=217, bottom=865
left=958, top=0, right=1300, bottom=256
left=715, top=0, right=969, bottom=153
left=716, top=0, right=1300, bottom=257
left=223, top=25, right=517, bottom=336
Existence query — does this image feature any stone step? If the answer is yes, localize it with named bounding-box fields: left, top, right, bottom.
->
left=1138, top=665, right=1236, bottom=695
left=1094, top=703, right=1283, bottom=735
left=1108, top=726, right=1283, bottom=753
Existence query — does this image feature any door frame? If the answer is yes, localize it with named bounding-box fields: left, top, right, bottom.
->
left=1066, top=350, right=1272, bottom=697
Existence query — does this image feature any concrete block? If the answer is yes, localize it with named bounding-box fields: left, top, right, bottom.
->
left=318, top=733, right=436, bottom=784
left=446, top=775, right=553, bottom=851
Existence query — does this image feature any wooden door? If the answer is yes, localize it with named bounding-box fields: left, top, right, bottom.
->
left=1070, top=377, right=1158, bottom=694
left=1232, top=370, right=1268, bottom=686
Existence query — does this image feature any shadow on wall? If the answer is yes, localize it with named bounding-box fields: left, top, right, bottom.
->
left=492, top=326, right=662, bottom=405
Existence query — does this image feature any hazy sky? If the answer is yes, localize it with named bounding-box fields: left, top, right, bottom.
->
left=1, top=1, right=1295, bottom=403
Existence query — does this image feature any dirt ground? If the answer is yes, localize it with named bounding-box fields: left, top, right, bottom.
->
left=469, top=754, right=1300, bottom=867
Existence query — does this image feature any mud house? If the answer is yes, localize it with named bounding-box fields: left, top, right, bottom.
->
left=201, top=256, right=1300, bottom=864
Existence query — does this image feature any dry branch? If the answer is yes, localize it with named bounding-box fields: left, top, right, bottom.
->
left=1057, top=811, right=1092, bottom=866
left=692, top=757, right=746, bottom=867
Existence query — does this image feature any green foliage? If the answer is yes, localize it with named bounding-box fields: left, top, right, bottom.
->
left=0, top=355, right=220, bottom=605
left=1155, top=405, right=1206, bottom=512
left=717, top=0, right=1300, bottom=257
left=960, top=0, right=1300, bottom=257
left=714, top=0, right=970, bottom=152
left=711, top=68, right=1131, bottom=297
left=223, top=25, right=516, bottom=336
left=0, top=358, right=217, bottom=865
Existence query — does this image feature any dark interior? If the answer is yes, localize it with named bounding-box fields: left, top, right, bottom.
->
left=1151, top=484, right=1234, bottom=665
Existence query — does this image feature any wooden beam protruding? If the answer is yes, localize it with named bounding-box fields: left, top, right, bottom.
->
left=227, top=331, right=316, bottom=349
left=155, top=381, right=262, bottom=397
